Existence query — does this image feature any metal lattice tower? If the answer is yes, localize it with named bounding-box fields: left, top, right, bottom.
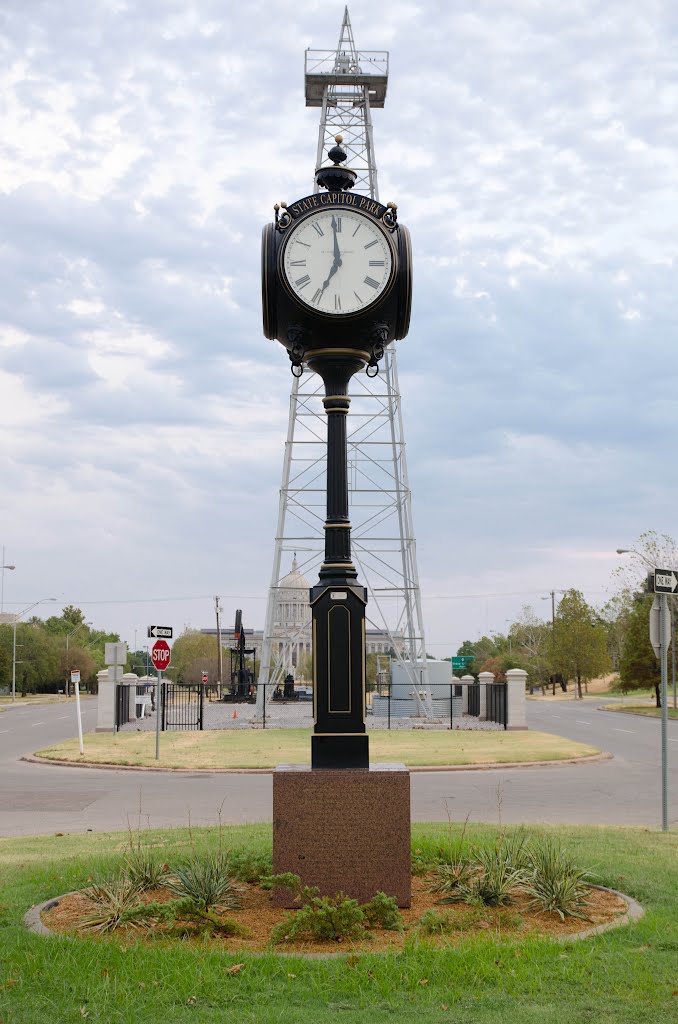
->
left=256, top=8, right=429, bottom=710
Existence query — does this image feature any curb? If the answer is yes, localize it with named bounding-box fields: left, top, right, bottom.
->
left=597, top=706, right=674, bottom=721
left=21, top=750, right=611, bottom=775
left=24, top=883, right=645, bottom=948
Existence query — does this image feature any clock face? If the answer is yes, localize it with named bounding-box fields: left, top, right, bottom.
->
left=280, top=208, right=394, bottom=316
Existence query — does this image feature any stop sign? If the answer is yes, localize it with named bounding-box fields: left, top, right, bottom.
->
left=151, top=639, right=171, bottom=672
left=201, top=671, right=208, bottom=684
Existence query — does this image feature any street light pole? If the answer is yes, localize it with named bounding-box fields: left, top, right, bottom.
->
left=617, top=548, right=670, bottom=832
left=11, top=597, right=57, bottom=702
left=1, top=547, right=16, bottom=614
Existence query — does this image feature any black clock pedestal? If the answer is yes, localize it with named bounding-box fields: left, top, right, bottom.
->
left=306, top=350, right=370, bottom=770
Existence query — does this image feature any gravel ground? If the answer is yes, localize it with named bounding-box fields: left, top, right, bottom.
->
left=119, top=699, right=503, bottom=732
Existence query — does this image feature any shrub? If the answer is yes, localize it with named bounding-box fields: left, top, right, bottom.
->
left=167, top=853, right=242, bottom=911
left=270, top=893, right=365, bottom=944
left=362, top=891, right=403, bottom=931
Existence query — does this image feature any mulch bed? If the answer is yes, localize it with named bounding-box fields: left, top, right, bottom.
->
left=41, top=875, right=628, bottom=954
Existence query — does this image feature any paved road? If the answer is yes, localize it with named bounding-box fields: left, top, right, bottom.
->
left=0, top=697, right=675, bottom=837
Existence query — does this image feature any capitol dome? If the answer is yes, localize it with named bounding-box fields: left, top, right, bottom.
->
left=274, top=556, right=311, bottom=633
left=278, top=556, right=310, bottom=592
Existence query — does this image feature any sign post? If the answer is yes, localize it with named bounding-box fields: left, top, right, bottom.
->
left=71, top=669, right=84, bottom=755
left=649, top=571, right=672, bottom=832
left=151, top=640, right=171, bottom=761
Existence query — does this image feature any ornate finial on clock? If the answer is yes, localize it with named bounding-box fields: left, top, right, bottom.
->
left=315, top=134, right=357, bottom=192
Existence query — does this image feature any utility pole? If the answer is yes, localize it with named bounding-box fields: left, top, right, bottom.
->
left=215, top=596, right=223, bottom=697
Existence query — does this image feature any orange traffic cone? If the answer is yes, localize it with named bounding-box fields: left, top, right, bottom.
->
left=233, top=709, right=237, bottom=719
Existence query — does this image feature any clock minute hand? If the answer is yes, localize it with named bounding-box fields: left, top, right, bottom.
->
left=319, top=215, right=342, bottom=298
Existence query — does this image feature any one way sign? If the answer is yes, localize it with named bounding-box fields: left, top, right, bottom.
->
left=147, top=625, right=173, bottom=639
left=654, top=570, right=678, bottom=594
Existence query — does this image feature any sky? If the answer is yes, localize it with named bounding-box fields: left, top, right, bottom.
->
left=1, top=0, right=677, bottom=658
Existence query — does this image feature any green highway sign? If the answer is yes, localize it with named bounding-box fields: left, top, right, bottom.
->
left=451, top=655, right=474, bottom=670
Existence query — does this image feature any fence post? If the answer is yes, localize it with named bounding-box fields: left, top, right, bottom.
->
left=478, top=671, right=493, bottom=720
left=263, top=684, right=266, bottom=730
left=388, top=682, right=391, bottom=730
left=449, top=683, right=453, bottom=729
left=199, top=685, right=204, bottom=730
left=505, top=668, right=528, bottom=729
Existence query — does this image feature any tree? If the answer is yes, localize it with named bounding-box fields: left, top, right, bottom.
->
left=13, top=624, right=61, bottom=695
left=169, top=630, right=220, bottom=685
left=509, top=605, right=551, bottom=691
left=551, top=589, right=611, bottom=698
left=613, top=531, right=678, bottom=592
left=597, top=591, right=633, bottom=673
left=618, top=593, right=661, bottom=706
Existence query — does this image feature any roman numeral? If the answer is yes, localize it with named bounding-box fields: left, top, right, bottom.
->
left=364, top=239, right=378, bottom=249
left=312, top=288, right=322, bottom=303
left=354, top=291, right=363, bottom=304
left=296, top=240, right=311, bottom=248
left=290, top=259, right=306, bottom=266
left=369, top=260, right=385, bottom=266
left=295, top=275, right=311, bottom=289
left=364, top=276, right=380, bottom=289
left=336, top=217, right=342, bottom=232
left=312, top=222, right=324, bottom=237
left=334, top=294, right=341, bottom=310
left=352, top=223, right=361, bottom=237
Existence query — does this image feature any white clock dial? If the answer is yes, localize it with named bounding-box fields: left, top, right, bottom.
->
left=281, top=209, right=394, bottom=315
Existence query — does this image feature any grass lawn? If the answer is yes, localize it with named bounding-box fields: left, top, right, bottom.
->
left=0, top=823, right=675, bottom=1024
left=34, top=728, right=600, bottom=770
left=601, top=704, right=678, bottom=720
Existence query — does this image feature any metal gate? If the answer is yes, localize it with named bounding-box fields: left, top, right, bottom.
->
left=161, top=683, right=204, bottom=731
left=487, top=683, right=507, bottom=729
left=467, top=682, right=480, bottom=717
left=115, top=684, right=129, bottom=731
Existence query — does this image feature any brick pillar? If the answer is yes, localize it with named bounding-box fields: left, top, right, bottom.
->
left=478, top=671, right=494, bottom=720
left=461, top=674, right=474, bottom=714
left=505, top=668, right=528, bottom=730
left=96, top=669, right=114, bottom=732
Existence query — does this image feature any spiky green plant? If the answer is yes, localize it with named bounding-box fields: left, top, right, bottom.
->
left=79, top=877, right=142, bottom=933
left=465, top=841, right=525, bottom=906
left=429, top=857, right=477, bottom=903
left=123, top=841, right=168, bottom=891
left=524, top=837, right=592, bottom=920
left=167, top=853, right=242, bottom=911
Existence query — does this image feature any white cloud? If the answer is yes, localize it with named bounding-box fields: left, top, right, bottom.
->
left=1, top=0, right=677, bottom=653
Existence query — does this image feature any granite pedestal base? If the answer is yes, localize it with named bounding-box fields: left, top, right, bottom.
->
left=272, top=763, right=411, bottom=907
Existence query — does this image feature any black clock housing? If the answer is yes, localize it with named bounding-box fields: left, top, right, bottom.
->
left=262, top=192, right=412, bottom=366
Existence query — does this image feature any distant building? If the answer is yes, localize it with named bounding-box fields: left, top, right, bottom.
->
left=201, top=557, right=403, bottom=678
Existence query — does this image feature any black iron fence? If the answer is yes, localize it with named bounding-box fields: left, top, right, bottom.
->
left=114, top=678, right=508, bottom=731
left=370, top=680, right=507, bottom=730
left=161, top=683, right=204, bottom=731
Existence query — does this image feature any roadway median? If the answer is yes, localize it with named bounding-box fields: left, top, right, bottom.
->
left=32, top=728, right=603, bottom=771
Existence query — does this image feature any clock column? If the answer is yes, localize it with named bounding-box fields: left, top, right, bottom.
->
left=306, top=348, right=369, bottom=769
